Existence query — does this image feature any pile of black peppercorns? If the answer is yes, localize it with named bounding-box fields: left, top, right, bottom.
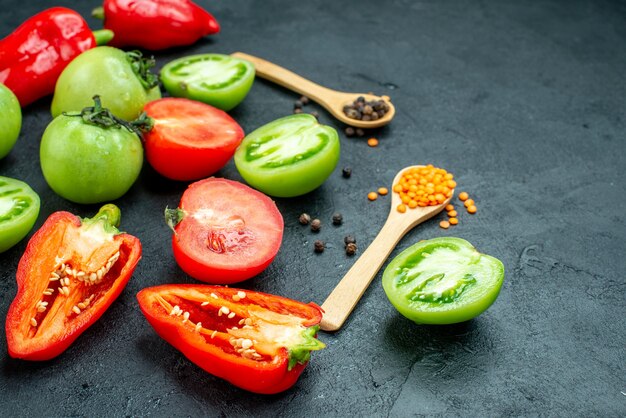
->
left=343, top=96, right=390, bottom=121
left=298, top=212, right=357, bottom=255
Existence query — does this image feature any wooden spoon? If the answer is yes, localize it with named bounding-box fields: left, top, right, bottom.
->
left=231, top=52, right=395, bottom=129
left=319, top=166, right=454, bottom=332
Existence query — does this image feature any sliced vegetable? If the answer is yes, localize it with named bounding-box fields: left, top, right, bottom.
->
left=137, top=284, right=325, bottom=394
left=6, top=204, right=142, bottom=360
left=41, top=96, right=147, bottom=204
left=143, top=98, right=244, bottom=181
left=94, top=0, right=220, bottom=50
left=234, top=114, right=340, bottom=197
left=382, top=237, right=504, bottom=324
left=0, top=177, right=40, bottom=253
left=0, top=7, right=111, bottom=107
left=0, top=83, right=21, bottom=159
left=51, top=47, right=161, bottom=121
left=166, top=178, right=283, bottom=284
left=160, top=54, right=254, bottom=111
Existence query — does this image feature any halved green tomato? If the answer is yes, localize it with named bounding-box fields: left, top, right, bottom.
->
left=382, top=237, right=504, bottom=324
left=234, top=114, right=340, bottom=197
left=0, top=176, right=40, bottom=252
left=160, top=54, right=254, bottom=111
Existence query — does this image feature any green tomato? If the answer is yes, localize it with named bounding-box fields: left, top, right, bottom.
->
left=0, top=83, right=21, bottom=159
left=51, top=47, right=161, bottom=121
left=0, top=176, right=40, bottom=253
left=160, top=54, right=254, bottom=111
left=382, top=237, right=504, bottom=325
left=234, top=114, right=340, bottom=197
left=40, top=112, right=143, bottom=204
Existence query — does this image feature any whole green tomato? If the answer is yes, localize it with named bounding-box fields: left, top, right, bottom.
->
left=0, top=83, right=21, bottom=159
left=51, top=47, right=161, bottom=121
left=41, top=98, right=144, bottom=204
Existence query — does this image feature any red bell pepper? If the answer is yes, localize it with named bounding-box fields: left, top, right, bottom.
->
left=0, top=7, right=112, bottom=107
left=137, top=284, right=325, bottom=394
left=6, top=204, right=141, bottom=361
left=94, top=0, right=220, bottom=50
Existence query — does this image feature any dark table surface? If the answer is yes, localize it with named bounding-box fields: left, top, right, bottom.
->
left=1, top=0, right=625, bottom=416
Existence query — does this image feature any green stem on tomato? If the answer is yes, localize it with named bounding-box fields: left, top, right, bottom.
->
left=93, top=29, right=114, bottom=46
left=126, top=51, right=160, bottom=91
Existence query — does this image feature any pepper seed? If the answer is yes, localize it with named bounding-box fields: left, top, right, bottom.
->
left=314, top=240, right=325, bottom=253
left=332, top=213, right=343, bottom=226
left=342, top=167, right=352, bottom=178
left=310, top=219, right=322, bottom=232
left=299, top=213, right=311, bottom=225
left=344, top=235, right=356, bottom=245
left=346, top=242, right=357, bottom=256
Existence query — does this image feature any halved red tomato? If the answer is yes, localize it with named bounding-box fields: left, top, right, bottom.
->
left=166, top=178, right=283, bottom=283
left=143, top=98, right=244, bottom=181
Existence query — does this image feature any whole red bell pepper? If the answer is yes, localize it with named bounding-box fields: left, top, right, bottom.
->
left=94, top=0, right=220, bottom=50
left=0, top=7, right=112, bottom=107
left=137, top=284, right=325, bottom=394
left=6, top=204, right=141, bottom=361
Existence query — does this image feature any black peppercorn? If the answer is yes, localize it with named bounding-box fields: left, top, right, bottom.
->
left=300, top=95, right=310, bottom=105
left=314, top=240, right=325, bottom=253
left=342, top=167, right=352, bottom=178
left=294, top=100, right=303, bottom=109
left=355, top=128, right=365, bottom=137
left=332, top=213, right=343, bottom=225
left=310, top=111, right=319, bottom=119
left=344, top=235, right=356, bottom=245
left=299, top=213, right=311, bottom=225
left=293, top=108, right=303, bottom=114
left=345, top=127, right=355, bottom=137
left=311, top=219, right=321, bottom=232
left=346, top=242, right=357, bottom=256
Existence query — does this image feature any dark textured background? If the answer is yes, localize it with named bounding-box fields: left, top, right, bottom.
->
left=1, top=0, right=625, bottom=416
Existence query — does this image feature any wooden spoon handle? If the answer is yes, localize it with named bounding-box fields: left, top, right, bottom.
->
left=231, top=52, right=336, bottom=104
left=320, top=219, right=408, bottom=332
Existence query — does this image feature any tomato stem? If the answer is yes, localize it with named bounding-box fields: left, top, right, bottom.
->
left=126, top=51, right=159, bottom=91
left=91, top=6, right=105, bottom=20
left=93, top=29, right=114, bottom=46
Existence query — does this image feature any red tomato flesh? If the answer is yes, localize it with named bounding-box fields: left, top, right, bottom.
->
left=171, top=178, right=284, bottom=283
left=143, top=98, right=244, bottom=181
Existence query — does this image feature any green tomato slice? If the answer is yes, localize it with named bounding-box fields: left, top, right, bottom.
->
left=160, top=54, right=255, bottom=111
left=234, top=114, right=340, bottom=197
left=0, top=84, right=21, bottom=159
left=0, top=176, right=40, bottom=253
left=382, top=237, right=504, bottom=324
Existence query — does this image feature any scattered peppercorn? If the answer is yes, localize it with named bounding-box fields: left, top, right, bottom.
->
left=355, top=128, right=365, bottom=137
left=345, top=127, right=356, bottom=137
left=311, top=218, right=321, bottom=232
left=367, top=192, right=378, bottom=201
left=343, top=96, right=391, bottom=121
left=310, top=111, right=319, bottom=119
left=299, top=213, right=311, bottom=225
left=294, top=100, right=303, bottom=109
left=367, top=138, right=379, bottom=147
left=342, top=167, right=352, bottom=178
left=314, top=240, right=325, bottom=253
left=344, top=235, right=356, bottom=245
left=293, top=108, right=303, bottom=114
left=300, top=95, right=310, bottom=105
left=332, top=213, right=343, bottom=225
left=345, top=242, right=357, bottom=256
left=378, top=187, right=388, bottom=196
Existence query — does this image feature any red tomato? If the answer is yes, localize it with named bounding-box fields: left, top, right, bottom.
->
left=143, top=98, right=244, bottom=181
left=167, top=178, right=284, bottom=283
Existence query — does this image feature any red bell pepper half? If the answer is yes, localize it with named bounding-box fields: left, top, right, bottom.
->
left=0, top=7, right=112, bottom=107
left=94, top=0, right=220, bottom=50
left=137, top=284, right=325, bottom=394
left=6, top=204, right=141, bottom=361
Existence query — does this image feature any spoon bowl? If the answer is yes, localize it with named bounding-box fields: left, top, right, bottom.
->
left=319, top=165, right=453, bottom=332
left=231, top=52, right=395, bottom=129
